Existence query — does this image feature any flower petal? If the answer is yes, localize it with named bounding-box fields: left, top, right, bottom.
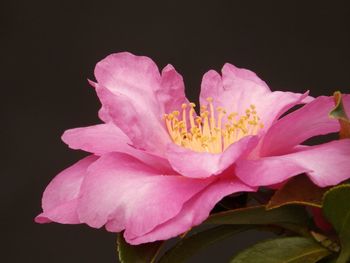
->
left=199, top=64, right=310, bottom=130
left=77, top=153, right=214, bottom=237
left=236, top=139, right=350, bottom=187
left=166, top=135, right=259, bottom=178
left=126, top=174, right=255, bottom=244
left=91, top=55, right=191, bottom=155
left=88, top=79, right=113, bottom=123
left=93, top=52, right=172, bottom=154
left=95, top=52, right=161, bottom=102
left=96, top=85, right=170, bottom=154
left=199, top=64, right=270, bottom=114
left=221, top=63, right=271, bottom=93
left=261, top=96, right=340, bottom=156
left=62, top=122, right=173, bottom=173
left=255, top=90, right=311, bottom=129
left=35, top=200, right=80, bottom=224
left=157, top=64, right=189, bottom=113
left=199, top=69, right=224, bottom=106
left=62, top=123, right=132, bottom=155
left=35, top=155, right=98, bottom=224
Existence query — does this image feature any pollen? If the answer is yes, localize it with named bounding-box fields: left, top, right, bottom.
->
left=164, top=98, right=264, bottom=153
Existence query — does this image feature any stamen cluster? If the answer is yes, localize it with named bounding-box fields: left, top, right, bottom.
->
left=164, top=98, right=264, bottom=153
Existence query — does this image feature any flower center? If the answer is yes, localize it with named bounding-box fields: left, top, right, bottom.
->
left=163, top=97, right=264, bottom=153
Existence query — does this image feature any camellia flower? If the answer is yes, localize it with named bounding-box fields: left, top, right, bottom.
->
left=36, top=52, right=350, bottom=244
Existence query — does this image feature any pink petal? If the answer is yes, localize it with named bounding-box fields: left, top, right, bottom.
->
left=261, top=96, right=340, bottom=156
left=199, top=64, right=310, bottom=130
left=35, top=200, right=80, bottom=224
left=166, top=135, right=259, bottom=178
left=199, top=64, right=270, bottom=115
left=91, top=56, right=191, bottom=153
left=96, top=85, right=170, bottom=154
left=77, top=153, right=214, bottom=237
left=256, top=90, right=310, bottom=129
left=88, top=79, right=113, bottom=123
left=126, top=174, right=255, bottom=244
left=93, top=52, right=173, bottom=154
left=157, top=64, right=189, bottom=113
left=35, top=155, right=98, bottom=224
left=94, top=52, right=161, bottom=102
left=199, top=69, right=224, bottom=107
left=236, top=139, right=350, bottom=187
left=222, top=63, right=271, bottom=92
left=62, top=123, right=132, bottom=155
left=61, top=122, right=173, bottom=173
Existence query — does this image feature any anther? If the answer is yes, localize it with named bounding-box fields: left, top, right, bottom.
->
left=195, top=116, right=202, bottom=124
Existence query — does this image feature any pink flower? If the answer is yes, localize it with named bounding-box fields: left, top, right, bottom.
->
left=36, top=52, right=350, bottom=244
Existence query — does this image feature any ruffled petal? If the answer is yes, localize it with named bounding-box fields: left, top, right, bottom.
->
left=200, top=69, right=224, bottom=106
left=221, top=63, right=271, bottom=90
left=199, top=64, right=270, bottom=115
left=62, top=122, right=173, bottom=173
left=62, top=123, right=132, bottom=155
left=126, top=174, right=255, bottom=244
left=157, top=64, right=189, bottom=113
left=199, top=64, right=310, bottom=130
left=93, top=52, right=173, bottom=154
left=94, top=52, right=161, bottom=103
left=261, top=96, right=340, bottom=156
left=88, top=79, right=113, bottom=123
left=91, top=56, right=190, bottom=127
left=255, top=90, right=311, bottom=129
left=236, top=139, right=350, bottom=187
left=35, top=200, right=80, bottom=224
left=35, top=155, right=98, bottom=224
left=166, top=135, right=259, bottom=178
left=77, top=153, right=214, bottom=237
left=96, top=85, right=170, bottom=154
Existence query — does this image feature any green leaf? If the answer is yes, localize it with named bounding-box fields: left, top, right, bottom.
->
left=159, top=225, right=251, bottom=263
left=329, top=91, right=350, bottom=139
left=266, top=175, right=328, bottom=209
left=230, top=237, right=331, bottom=263
left=322, top=184, right=350, bottom=263
left=205, top=205, right=309, bottom=226
left=117, top=233, right=163, bottom=263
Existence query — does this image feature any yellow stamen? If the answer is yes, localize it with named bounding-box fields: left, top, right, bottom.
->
left=164, top=100, right=264, bottom=153
left=181, top=104, right=187, bottom=132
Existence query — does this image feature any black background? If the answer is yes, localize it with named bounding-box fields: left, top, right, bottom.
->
left=2, top=0, right=350, bottom=262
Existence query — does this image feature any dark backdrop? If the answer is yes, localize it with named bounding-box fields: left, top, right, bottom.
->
left=2, top=0, right=350, bottom=262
